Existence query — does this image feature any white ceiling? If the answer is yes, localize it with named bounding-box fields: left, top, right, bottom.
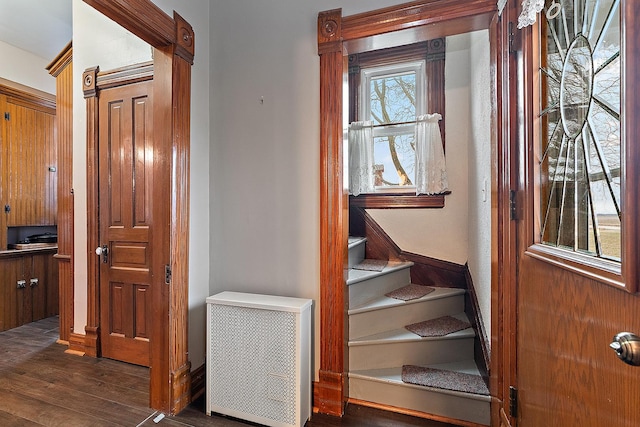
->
left=0, top=0, right=72, bottom=60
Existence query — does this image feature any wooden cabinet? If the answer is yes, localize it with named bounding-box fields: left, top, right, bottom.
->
left=0, top=251, right=58, bottom=332
left=0, top=79, right=56, bottom=249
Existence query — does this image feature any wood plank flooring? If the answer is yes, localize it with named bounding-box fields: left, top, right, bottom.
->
left=0, top=317, right=457, bottom=426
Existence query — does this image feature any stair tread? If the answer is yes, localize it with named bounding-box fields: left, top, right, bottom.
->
left=349, top=313, right=473, bottom=345
left=349, top=361, right=490, bottom=401
left=347, top=260, right=413, bottom=286
left=348, top=236, right=367, bottom=249
left=349, top=286, right=465, bottom=314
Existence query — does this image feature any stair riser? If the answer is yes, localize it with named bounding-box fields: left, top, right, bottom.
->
left=348, top=241, right=366, bottom=269
left=349, top=338, right=473, bottom=371
left=349, top=295, right=464, bottom=339
left=348, top=268, right=411, bottom=308
left=349, top=376, right=490, bottom=426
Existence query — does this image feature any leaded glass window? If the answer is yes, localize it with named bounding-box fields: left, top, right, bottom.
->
left=538, top=0, right=621, bottom=261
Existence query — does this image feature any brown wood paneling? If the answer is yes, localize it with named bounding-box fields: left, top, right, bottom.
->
left=48, top=43, right=74, bottom=343
left=2, top=99, right=56, bottom=228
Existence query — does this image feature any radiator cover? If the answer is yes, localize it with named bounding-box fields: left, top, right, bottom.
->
left=206, top=292, right=312, bottom=427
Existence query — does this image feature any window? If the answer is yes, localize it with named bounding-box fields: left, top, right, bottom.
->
left=360, top=61, right=426, bottom=189
left=537, top=0, right=621, bottom=262
left=347, top=40, right=447, bottom=207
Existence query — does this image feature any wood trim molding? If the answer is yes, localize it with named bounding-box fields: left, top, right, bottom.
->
left=317, top=7, right=347, bottom=417
left=318, top=2, right=499, bottom=417
left=0, top=77, right=56, bottom=112
left=350, top=207, right=466, bottom=287
left=190, top=364, right=206, bottom=401
left=464, top=266, right=490, bottom=387
left=67, top=332, right=87, bottom=356
left=83, top=66, right=101, bottom=359
left=349, top=194, right=446, bottom=209
left=82, top=0, right=194, bottom=415
left=96, top=61, right=154, bottom=90
left=46, top=41, right=73, bottom=77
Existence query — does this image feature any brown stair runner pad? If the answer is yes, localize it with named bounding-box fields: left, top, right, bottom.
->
left=405, top=315, right=470, bottom=337
left=385, top=284, right=435, bottom=301
left=353, top=259, right=387, bottom=271
left=402, top=365, right=489, bottom=395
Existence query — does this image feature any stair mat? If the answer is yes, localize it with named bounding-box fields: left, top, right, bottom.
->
left=406, top=315, right=470, bottom=337
left=402, top=365, right=489, bottom=395
left=353, top=259, right=388, bottom=272
left=385, top=284, right=435, bottom=301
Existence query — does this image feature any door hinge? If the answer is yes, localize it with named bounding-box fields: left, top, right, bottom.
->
left=165, top=264, right=172, bottom=285
left=508, top=21, right=517, bottom=54
left=510, top=190, right=518, bottom=220
left=4, top=112, right=9, bottom=121
left=509, top=386, right=518, bottom=418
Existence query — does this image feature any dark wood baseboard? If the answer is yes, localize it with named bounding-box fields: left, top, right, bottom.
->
left=464, top=266, right=490, bottom=388
left=67, top=332, right=86, bottom=356
left=84, top=325, right=100, bottom=357
left=190, top=363, right=206, bottom=402
left=350, top=207, right=466, bottom=288
left=315, top=370, right=346, bottom=416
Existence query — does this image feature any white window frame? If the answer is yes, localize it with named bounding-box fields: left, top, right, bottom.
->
left=360, top=60, right=427, bottom=192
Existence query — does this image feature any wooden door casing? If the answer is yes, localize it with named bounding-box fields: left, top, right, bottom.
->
left=98, top=80, right=153, bottom=367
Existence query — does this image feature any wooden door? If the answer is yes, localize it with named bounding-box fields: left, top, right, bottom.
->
left=514, top=0, right=640, bottom=425
left=98, top=80, right=153, bottom=367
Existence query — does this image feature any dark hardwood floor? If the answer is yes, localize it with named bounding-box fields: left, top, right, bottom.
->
left=0, top=317, right=457, bottom=426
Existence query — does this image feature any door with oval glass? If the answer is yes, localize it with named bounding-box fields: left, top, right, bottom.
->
left=515, top=0, right=640, bottom=425
left=98, top=79, right=154, bottom=367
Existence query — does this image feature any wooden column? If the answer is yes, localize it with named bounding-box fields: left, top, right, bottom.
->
left=82, top=66, right=101, bottom=358
left=317, top=8, right=348, bottom=417
left=47, top=42, right=74, bottom=345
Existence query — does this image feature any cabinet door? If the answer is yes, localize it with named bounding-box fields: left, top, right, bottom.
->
left=0, top=257, right=25, bottom=331
left=2, top=98, right=56, bottom=226
left=27, top=255, right=48, bottom=322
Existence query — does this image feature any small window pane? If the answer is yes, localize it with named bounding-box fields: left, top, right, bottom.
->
left=373, top=133, right=416, bottom=186
left=369, top=73, right=416, bottom=125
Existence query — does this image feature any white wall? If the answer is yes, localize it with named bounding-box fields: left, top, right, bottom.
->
left=72, top=0, right=211, bottom=369
left=467, top=30, right=492, bottom=342
left=367, top=34, right=472, bottom=265
left=0, top=40, right=55, bottom=94
left=209, top=0, right=414, bottom=381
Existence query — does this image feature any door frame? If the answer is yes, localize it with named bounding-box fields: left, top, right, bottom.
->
left=316, top=0, right=507, bottom=418
left=81, top=0, right=194, bottom=415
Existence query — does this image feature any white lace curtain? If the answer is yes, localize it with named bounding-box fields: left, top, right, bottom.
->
left=517, top=0, right=545, bottom=28
left=348, top=114, right=449, bottom=196
left=415, top=113, right=448, bottom=195
left=348, top=121, right=374, bottom=196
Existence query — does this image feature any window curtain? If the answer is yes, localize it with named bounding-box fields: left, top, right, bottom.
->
left=348, top=121, right=374, bottom=196
left=415, top=113, right=449, bottom=195
left=517, top=0, right=545, bottom=28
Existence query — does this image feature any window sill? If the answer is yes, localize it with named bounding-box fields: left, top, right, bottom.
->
left=525, top=243, right=627, bottom=291
left=349, top=191, right=449, bottom=209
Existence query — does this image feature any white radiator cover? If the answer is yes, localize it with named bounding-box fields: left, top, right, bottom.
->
left=206, top=291, right=312, bottom=427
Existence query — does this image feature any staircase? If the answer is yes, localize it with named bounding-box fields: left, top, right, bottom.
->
left=347, top=237, right=490, bottom=426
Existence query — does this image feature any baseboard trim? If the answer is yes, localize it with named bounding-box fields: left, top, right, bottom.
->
left=350, top=207, right=466, bottom=288
left=67, top=332, right=86, bottom=356
left=315, top=370, right=346, bottom=416
left=347, top=398, right=487, bottom=427
left=190, top=363, right=206, bottom=401
left=464, top=265, right=490, bottom=388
